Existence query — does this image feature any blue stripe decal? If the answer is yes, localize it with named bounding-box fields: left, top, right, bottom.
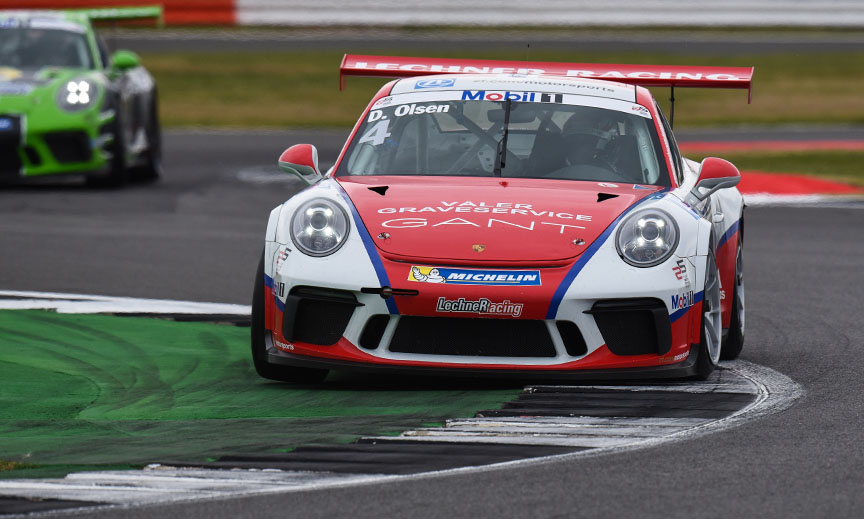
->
left=669, top=290, right=704, bottom=323
left=264, top=273, right=285, bottom=311
left=717, top=218, right=741, bottom=250
left=335, top=182, right=398, bottom=314
left=545, top=189, right=670, bottom=320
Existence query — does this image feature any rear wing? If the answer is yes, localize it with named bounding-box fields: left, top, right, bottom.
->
left=76, top=6, right=164, bottom=27
left=340, top=54, right=754, bottom=102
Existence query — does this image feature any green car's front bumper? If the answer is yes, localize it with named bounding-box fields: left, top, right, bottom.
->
left=0, top=106, right=113, bottom=180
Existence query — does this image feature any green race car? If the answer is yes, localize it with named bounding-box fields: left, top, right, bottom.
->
left=0, top=7, right=162, bottom=186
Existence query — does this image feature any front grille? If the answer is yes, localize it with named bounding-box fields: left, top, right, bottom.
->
left=389, top=316, right=556, bottom=357
left=282, top=287, right=360, bottom=346
left=588, top=298, right=672, bottom=356
left=44, top=131, right=91, bottom=163
left=0, top=141, right=21, bottom=176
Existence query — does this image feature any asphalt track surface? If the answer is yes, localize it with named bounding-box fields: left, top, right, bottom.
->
left=1, top=129, right=863, bottom=518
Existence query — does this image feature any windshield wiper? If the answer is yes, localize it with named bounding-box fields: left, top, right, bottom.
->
left=492, top=98, right=512, bottom=177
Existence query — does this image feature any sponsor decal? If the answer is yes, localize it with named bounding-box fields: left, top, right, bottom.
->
left=670, top=290, right=696, bottom=311
left=377, top=201, right=590, bottom=221
left=661, top=350, right=690, bottom=363
left=472, top=244, right=486, bottom=252
left=274, top=338, right=295, bottom=351
left=415, top=78, right=456, bottom=89
left=631, top=105, right=651, bottom=116
left=598, top=183, right=618, bottom=188
left=436, top=297, right=524, bottom=317
left=383, top=217, right=586, bottom=234
left=350, top=62, right=747, bottom=83
left=720, top=290, right=726, bottom=300
left=372, top=96, right=394, bottom=108
left=275, top=248, right=291, bottom=272
left=672, top=259, right=687, bottom=280
left=0, top=118, right=13, bottom=131
left=0, top=82, right=33, bottom=95
left=633, top=184, right=654, bottom=190
left=409, top=265, right=542, bottom=286
left=0, top=66, right=21, bottom=80
left=462, top=90, right=562, bottom=103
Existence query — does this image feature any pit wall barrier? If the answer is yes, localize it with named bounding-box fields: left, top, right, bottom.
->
left=2, top=0, right=864, bottom=26
left=0, top=0, right=236, bottom=25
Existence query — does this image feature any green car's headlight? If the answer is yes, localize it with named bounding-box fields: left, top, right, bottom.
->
left=56, top=79, right=97, bottom=111
left=290, top=198, right=350, bottom=257
left=616, top=208, right=679, bottom=267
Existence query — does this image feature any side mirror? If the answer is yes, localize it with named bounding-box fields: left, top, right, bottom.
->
left=685, top=157, right=741, bottom=206
left=278, top=144, right=322, bottom=185
left=110, top=50, right=140, bottom=71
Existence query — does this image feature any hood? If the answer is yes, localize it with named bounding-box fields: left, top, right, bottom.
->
left=0, top=67, right=98, bottom=103
left=339, top=176, right=663, bottom=264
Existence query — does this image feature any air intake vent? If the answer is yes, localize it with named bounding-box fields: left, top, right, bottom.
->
left=389, top=316, right=556, bottom=357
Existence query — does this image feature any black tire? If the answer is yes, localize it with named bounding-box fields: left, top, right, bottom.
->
left=721, top=230, right=745, bottom=360
left=694, top=246, right=723, bottom=380
left=251, top=251, right=329, bottom=384
left=87, top=109, right=128, bottom=187
left=136, top=94, right=162, bottom=182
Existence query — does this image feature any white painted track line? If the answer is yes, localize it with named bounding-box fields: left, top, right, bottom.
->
left=0, top=290, right=250, bottom=315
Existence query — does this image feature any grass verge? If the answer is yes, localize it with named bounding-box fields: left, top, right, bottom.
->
left=687, top=150, right=864, bottom=187
left=142, top=49, right=864, bottom=129
left=0, top=310, right=521, bottom=480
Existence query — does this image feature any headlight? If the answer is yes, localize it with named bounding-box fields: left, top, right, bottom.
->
left=56, top=79, right=97, bottom=111
left=290, top=198, right=350, bottom=257
left=615, top=208, right=679, bottom=267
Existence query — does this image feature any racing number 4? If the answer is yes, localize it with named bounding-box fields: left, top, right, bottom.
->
left=359, top=119, right=391, bottom=146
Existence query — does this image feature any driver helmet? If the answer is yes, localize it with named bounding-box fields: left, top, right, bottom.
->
left=561, top=109, right=618, bottom=165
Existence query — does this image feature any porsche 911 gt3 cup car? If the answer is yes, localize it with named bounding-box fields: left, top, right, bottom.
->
left=251, top=55, right=752, bottom=383
left=0, top=7, right=162, bottom=186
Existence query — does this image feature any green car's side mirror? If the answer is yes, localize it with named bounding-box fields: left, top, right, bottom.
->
left=110, top=50, right=140, bottom=71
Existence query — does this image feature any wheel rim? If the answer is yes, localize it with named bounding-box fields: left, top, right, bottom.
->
left=704, top=253, right=723, bottom=364
left=735, top=243, right=745, bottom=336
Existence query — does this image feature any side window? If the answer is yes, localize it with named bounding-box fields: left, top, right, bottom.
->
left=654, top=101, right=684, bottom=186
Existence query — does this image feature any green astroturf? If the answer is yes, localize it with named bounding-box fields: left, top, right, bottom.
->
left=0, top=310, right=521, bottom=479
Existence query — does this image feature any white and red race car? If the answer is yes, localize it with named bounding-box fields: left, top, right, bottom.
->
left=251, top=55, right=752, bottom=383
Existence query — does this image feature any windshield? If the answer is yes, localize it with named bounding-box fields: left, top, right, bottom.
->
left=0, top=26, right=93, bottom=70
left=337, top=90, right=670, bottom=186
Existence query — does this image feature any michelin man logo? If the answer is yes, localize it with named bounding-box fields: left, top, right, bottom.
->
left=410, top=266, right=445, bottom=283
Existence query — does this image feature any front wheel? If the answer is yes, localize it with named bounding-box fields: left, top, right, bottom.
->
left=721, top=233, right=745, bottom=360
left=251, top=251, right=329, bottom=384
left=694, top=247, right=723, bottom=380
left=136, top=94, right=162, bottom=182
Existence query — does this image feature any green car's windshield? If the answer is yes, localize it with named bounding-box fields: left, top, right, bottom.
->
left=336, top=90, right=671, bottom=186
left=0, top=26, right=93, bottom=70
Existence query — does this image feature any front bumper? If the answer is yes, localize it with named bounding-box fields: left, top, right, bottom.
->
left=0, top=111, right=111, bottom=180
left=263, top=250, right=704, bottom=377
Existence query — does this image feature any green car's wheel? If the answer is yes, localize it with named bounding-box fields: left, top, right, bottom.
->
left=88, top=108, right=128, bottom=187
left=137, top=95, right=162, bottom=182
left=251, top=251, right=329, bottom=384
